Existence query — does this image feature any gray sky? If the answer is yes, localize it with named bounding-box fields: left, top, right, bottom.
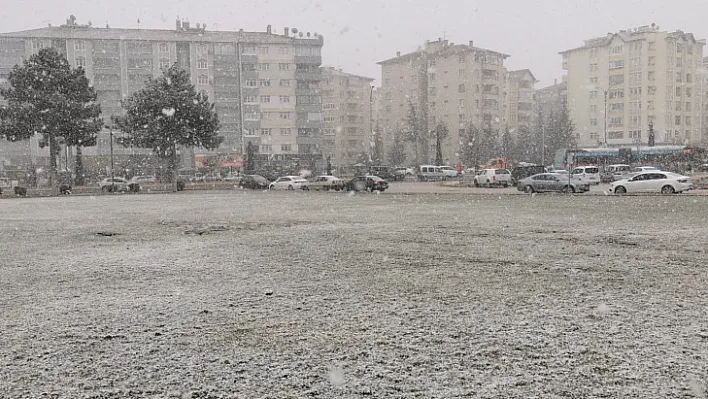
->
left=3, top=0, right=708, bottom=87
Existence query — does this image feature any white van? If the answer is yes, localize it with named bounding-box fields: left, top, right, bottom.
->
left=571, top=166, right=601, bottom=185
left=417, top=165, right=445, bottom=181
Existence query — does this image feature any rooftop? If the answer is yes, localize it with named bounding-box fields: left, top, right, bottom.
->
left=378, top=39, right=509, bottom=65
left=321, top=66, right=374, bottom=82
left=559, top=25, right=705, bottom=55
left=508, top=69, right=538, bottom=83
left=0, top=17, right=324, bottom=45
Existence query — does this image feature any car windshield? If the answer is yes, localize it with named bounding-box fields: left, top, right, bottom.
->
left=4, top=4, right=707, bottom=398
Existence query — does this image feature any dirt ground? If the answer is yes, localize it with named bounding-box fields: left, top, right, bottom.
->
left=1, top=190, right=707, bottom=398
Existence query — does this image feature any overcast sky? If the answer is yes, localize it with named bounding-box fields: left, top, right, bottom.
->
left=3, top=0, right=708, bottom=87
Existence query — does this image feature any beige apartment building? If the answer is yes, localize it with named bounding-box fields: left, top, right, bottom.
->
left=0, top=16, right=324, bottom=171
left=320, top=67, right=374, bottom=169
left=561, top=25, right=705, bottom=148
left=378, top=39, right=511, bottom=166
left=504, top=69, right=538, bottom=135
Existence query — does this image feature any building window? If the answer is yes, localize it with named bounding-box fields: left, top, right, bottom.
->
left=260, top=128, right=271, bottom=136
left=458, top=69, right=466, bottom=77
left=260, top=95, right=271, bottom=103
left=609, top=60, right=625, bottom=69
left=675, top=116, right=681, bottom=126
left=197, top=44, right=207, bottom=54
left=198, top=75, right=209, bottom=84
left=159, top=57, right=170, bottom=69
left=459, top=54, right=466, bottom=63
left=281, top=144, right=292, bottom=152
left=74, top=40, right=85, bottom=51
left=590, top=63, right=598, bottom=72
left=676, top=87, right=682, bottom=97
left=590, top=91, right=597, bottom=99
left=279, top=79, right=290, bottom=87
left=458, top=84, right=466, bottom=93
left=648, top=56, right=656, bottom=66
left=676, top=102, right=682, bottom=111
left=686, top=116, right=692, bottom=126
left=260, top=144, right=272, bottom=153
left=259, top=63, right=270, bottom=71
left=278, top=63, right=290, bottom=71
left=278, top=47, right=290, bottom=55
left=244, top=112, right=259, bottom=120
left=261, top=112, right=273, bottom=120
left=159, top=42, right=169, bottom=53
left=610, top=45, right=623, bottom=55
left=244, top=95, right=256, bottom=103
left=686, top=87, right=692, bottom=97
left=279, top=96, right=290, bottom=103
left=590, top=118, right=598, bottom=126
left=280, top=128, right=291, bottom=135
left=686, top=102, right=691, bottom=111
left=257, top=46, right=269, bottom=54
left=280, top=112, right=290, bottom=119
left=242, top=46, right=256, bottom=54
left=589, top=77, right=598, bottom=84
left=676, top=58, right=683, bottom=67
left=429, top=59, right=436, bottom=67
left=676, top=72, right=683, bottom=83
left=75, top=56, right=86, bottom=67
left=259, top=79, right=271, bottom=87
left=197, top=59, right=208, bottom=69
left=32, top=40, right=44, bottom=50
left=245, top=80, right=257, bottom=87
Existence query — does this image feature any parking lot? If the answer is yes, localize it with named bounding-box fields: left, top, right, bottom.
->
left=1, top=191, right=707, bottom=397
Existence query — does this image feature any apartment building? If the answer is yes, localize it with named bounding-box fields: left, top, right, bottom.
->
left=320, top=67, right=374, bottom=169
left=702, top=56, right=708, bottom=146
left=504, top=69, right=538, bottom=135
left=0, top=16, right=324, bottom=169
left=561, top=25, right=705, bottom=148
left=378, top=39, right=509, bottom=165
left=535, top=79, right=568, bottom=122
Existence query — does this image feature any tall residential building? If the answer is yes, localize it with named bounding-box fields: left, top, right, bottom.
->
left=535, top=79, right=568, bottom=120
left=378, top=39, right=509, bottom=166
left=702, top=56, right=708, bottom=147
left=561, top=25, right=705, bottom=148
left=0, top=16, right=324, bottom=169
left=504, top=69, right=538, bottom=135
left=320, top=67, right=374, bottom=169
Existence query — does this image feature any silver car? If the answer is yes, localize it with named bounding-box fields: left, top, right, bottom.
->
left=517, top=173, right=589, bottom=194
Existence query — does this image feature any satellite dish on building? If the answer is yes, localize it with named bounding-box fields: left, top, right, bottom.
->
left=291, top=28, right=299, bottom=34
left=307, top=32, right=311, bottom=37
left=298, top=32, right=304, bottom=37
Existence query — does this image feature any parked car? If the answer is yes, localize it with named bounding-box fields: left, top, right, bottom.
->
left=344, top=175, right=389, bottom=192
left=99, top=177, right=139, bottom=192
left=309, top=175, right=345, bottom=191
left=632, top=166, right=659, bottom=174
left=268, top=176, right=309, bottom=190
left=417, top=165, right=445, bottom=181
left=223, top=174, right=242, bottom=182
left=570, top=166, right=601, bottom=185
left=129, top=175, right=156, bottom=184
left=439, top=166, right=462, bottom=179
left=608, top=171, right=692, bottom=194
left=238, top=175, right=269, bottom=189
left=474, top=168, right=512, bottom=187
left=517, top=173, right=589, bottom=194
left=369, top=166, right=397, bottom=181
left=548, top=170, right=590, bottom=189
left=392, top=167, right=410, bottom=180
left=601, top=164, right=632, bottom=183
left=511, top=164, right=546, bottom=185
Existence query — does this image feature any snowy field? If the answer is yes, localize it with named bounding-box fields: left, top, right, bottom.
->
left=1, top=191, right=707, bottom=398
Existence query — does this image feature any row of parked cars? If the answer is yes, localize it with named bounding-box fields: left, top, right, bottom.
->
left=238, top=174, right=390, bottom=193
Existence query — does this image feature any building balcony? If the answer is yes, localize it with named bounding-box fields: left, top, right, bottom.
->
left=294, top=55, right=322, bottom=66
left=294, top=71, right=322, bottom=81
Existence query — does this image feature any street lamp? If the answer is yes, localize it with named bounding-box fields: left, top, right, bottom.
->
left=103, top=123, right=115, bottom=192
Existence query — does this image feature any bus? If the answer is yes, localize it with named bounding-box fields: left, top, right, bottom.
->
left=553, top=146, right=701, bottom=172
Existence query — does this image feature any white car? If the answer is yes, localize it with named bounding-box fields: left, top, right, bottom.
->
left=268, top=176, right=309, bottom=190
left=474, top=168, right=512, bottom=187
left=99, top=177, right=131, bottom=192
left=608, top=171, right=692, bottom=194
left=570, top=166, right=601, bottom=185
left=632, top=166, right=659, bottom=173
left=439, top=166, right=462, bottom=178
left=129, top=175, right=156, bottom=184
left=309, top=175, right=344, bottom=191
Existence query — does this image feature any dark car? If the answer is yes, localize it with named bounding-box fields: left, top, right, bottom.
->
left=369, top=166, right=397, bottom=181
left=344, top=175, right=389, bottom=192
left=238, top=175, right=269, bottom=189
left=511, top=165, right=546, bottom=185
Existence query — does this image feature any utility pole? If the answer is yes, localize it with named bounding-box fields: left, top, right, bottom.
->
left=109, top=125, right=115, bottom=192
left=603, top=89, right=609, bottom=147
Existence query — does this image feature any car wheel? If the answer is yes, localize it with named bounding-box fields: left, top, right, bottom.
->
left=303, top=186, right=309, bottom=191
left=269, top=185, right=274, bottom=190
left=661, top=185, right=675, bottom=194
left=614, top=186, right=626, bottom=194
left=101, top=186, right=108, bottom=192
left=503, top=183, right=508, bottom=188
left=523, top=185, right=534, bottom=194
left=474, top=180, right=479, bottom=187
left=562, top=185, right=574, bottom=193
left=287, top=185, right=294, bottom=190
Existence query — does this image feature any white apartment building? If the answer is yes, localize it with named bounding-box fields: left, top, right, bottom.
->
left=561, top=25, right=705, bottom=148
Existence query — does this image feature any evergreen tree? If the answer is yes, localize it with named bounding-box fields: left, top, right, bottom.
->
left=480, top=123, right=499, bottom=163
left=245, top=141, right=256, bottom=173
left=114, top=65, right=221, bottom=190
left=404, top=100, right=427, bottom=165
left=547, top=98, right=576, bottom=163
left=388, top=130, right=407, bottom=166
left=372, top=122, right=384, bottom=165
left=433, top=121, right=449, bottom=166
left=460, top=122, right=481, bottom=169
left=501, top=126, right=515, bottom=162
left=0, top=48, right=102, bottom=192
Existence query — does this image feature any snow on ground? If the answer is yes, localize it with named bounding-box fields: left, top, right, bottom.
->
left=1, top=191, right=707, bottom=398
